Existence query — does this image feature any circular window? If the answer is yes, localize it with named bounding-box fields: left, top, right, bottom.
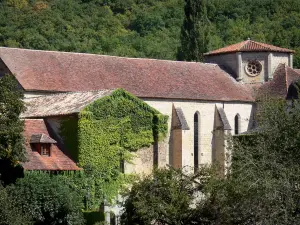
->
left=245, top=60, right=262, bottom=76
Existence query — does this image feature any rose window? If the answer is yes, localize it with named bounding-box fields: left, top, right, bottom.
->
left=245, top=60, right=262, bottom=76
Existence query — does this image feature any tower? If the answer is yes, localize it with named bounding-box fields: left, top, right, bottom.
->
left=204, top=40, right=294, bottom=84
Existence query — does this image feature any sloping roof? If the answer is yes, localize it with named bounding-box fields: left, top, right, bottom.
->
left=30, top=134, right=57, bottom=144
left=258, top=64, right=300, bottom=98
left=294, top=69, right=300, bottom=74
left=0, top=47, right=254, bottom=102
left=21, top=89, right=114, bottom=118
left=175, top=108, right=190, bottom=130
left=216, top=107, right=231, bottom=130
left=204, top=40, right=294, bottom=56
left=23, top=119, right=80, bottom=171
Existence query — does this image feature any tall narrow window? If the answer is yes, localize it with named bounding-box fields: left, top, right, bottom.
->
left=194, top=113, right=199, bottom=172
left=234, top=114, right=241, bottom=135
left=120, top=159, right=125, bottom=173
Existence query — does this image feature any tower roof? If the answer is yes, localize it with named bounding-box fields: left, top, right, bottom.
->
left=204, top=40, right=295, bottom=56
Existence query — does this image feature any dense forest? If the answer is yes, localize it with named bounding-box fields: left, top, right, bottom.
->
left=1, top=0, right=300, bottom=67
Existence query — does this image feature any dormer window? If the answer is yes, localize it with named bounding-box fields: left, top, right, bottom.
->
left=30, top=134, right=57, bottom=156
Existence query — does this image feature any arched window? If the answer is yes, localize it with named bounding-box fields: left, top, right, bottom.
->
left=234, top=114, right=241, bottom=135
left=194, top=112, right=200, bottom=171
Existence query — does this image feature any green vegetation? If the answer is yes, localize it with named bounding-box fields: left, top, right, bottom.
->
left=0, top=183, right=31, bottom=225
left=7, top=172, right=85, bottom=225
left=121, top=167, right=213, bottom=225
left=177, top=0, right=210, bottom=61
left=0, top=74, right=26, bottom=164
left=0, top=0, right=184, bottom=60
left=0, top=74, right=26, bottom=185
left=61, top=89, right=168, bottom=209
left=1, top=0, right=300, bottom=66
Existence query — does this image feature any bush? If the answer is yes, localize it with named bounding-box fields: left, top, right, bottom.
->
left=7, top=172, right=85, bottom=225
left=0, top=183, right=30, bottom=224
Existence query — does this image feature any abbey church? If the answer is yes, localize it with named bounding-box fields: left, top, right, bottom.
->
left=0, top=39, right=299, bottom=175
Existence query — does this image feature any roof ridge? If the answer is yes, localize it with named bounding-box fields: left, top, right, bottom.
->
left=0, top=46, right=206, bottom=65
left=25, top=89, right=116, bottom=100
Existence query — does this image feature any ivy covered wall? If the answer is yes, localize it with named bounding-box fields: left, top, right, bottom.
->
left=60, top=89, right=168, bottom=208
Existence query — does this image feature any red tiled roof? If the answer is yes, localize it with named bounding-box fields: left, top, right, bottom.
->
left=0, top=47, right=254, bottom=102
left=22, top=119, right=81, bottom=171
left=258, top=64, right=300, bottom=98
left=204, top=40, right=295, bottom=56
left=294, top=69, right=300, bottom=74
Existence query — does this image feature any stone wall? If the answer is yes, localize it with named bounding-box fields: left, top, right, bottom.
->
left=241, top=52, right=268, bottom=83
left=143, top=99, right=254, bottom=170
left=204, top=53, right=238, bottom=78
left=271, top=52, right=290, bottom=76
left=205, top=52, right=291, bottom=84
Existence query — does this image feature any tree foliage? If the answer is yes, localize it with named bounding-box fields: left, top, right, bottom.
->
left=0, top=0, right=299, bottom=67
left=177, top=0, right=212, bottom=61
left=0, top=74, right=26, bottom=164
left=0, top=74, right=26, bottom=185
left=0, top=183, right=31, bottom=225
left=121, top=167, right=214, bottom=225
left=6, top=172, right=85, bottom=225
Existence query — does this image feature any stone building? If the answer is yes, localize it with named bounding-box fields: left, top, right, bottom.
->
left=0, top=39, right=299, bottom=175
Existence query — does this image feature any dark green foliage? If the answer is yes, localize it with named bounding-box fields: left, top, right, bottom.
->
left=83, top=211, right=105, bottom=225
left=177, top=0, right=300, bottom=66
left=60, top=117, right=79, bottom=162
left=0, top=0, right=184, bottom=60
left=0, top=74, right=26, bottom=185
left=121, top=167, right=214, bottom=225
left=60, top=89, right=168, bottom=209
left=0, top=74, right=26, bottom=164
left=7, top=172, right=85, bottom=225
left=178, top=0, right=212, bottom=61
left=1, top=0, right=300, bottom=66
left=0, top=183, right=31, bottom=225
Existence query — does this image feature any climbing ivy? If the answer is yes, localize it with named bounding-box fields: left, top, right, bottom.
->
left=60, top=89, right=168, bottom=209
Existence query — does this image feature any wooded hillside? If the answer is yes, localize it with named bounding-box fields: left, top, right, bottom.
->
left=1, top=0, right=300, bottom=67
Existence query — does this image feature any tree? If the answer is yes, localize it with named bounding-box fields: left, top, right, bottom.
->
left=121, top=167, right=214, bottom=225
left=177, top=0, right=211, bottom=61
left=206, top=97, right=300, bottom=224
left=7, top=172, right=85, bottom=225
left=0, top=74, right=26, bottom=184
left=0, top=183, right=31, bottom=225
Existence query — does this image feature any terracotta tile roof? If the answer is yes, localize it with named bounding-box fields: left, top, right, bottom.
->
left=0, top=47, right=254, bottom=102
left=30, top=134, right=57, bottom=144
left=21, top=90, right=114, bottom=118
left=204, top=40, right=295, bottom=56
left=23, top=119, right=81, bottom=171
left=294, top=69, right=300, bottom=74
left=258, top=64, right=300, bottom=98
